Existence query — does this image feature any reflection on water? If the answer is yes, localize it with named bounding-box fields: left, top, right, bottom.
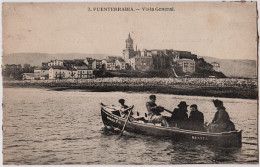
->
left=2, top=88, right=258, bottom=164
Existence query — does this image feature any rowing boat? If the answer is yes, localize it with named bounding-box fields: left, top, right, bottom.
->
left=100, top=104, right=242, bottom=148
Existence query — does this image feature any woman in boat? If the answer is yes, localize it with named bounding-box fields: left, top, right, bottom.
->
left=208, top=99, right=235, bottom=132
left=146, top=95, right=169, bottom=127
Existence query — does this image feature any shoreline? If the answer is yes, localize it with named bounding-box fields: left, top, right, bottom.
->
left=3, top=78, right=258, bottom=100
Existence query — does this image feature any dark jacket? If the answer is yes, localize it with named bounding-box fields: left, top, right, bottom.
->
left=212, top=108, right=230, bottom=124
left=209, top=107, right=236, bottom=132
left=189, top=110, right=204, bottom=131
left=170, top=108, right=188, bottom=128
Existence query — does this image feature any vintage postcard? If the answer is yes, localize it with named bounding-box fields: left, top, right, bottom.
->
left=2, top=2, right=258, bottom=165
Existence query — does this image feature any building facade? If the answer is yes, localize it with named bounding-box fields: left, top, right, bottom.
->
left=176, top=59, right=196, bottom=74
left=102, top=59, right=116, bottom=70
left=74, top=66, right=94, bottom=79
left=49, top=67, right=69, bottom=79
left=92, top=60, right=103, bottom=70
left=34, top=67, right=49, bottom=80
left=129, top=56, right=154, bottom=71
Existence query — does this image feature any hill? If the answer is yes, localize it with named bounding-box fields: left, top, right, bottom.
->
left=2, top=53, right=111, bottom=66
left=202, top=56, right=257, bottom=78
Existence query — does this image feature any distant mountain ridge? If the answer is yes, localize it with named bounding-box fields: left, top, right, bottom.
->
left=2, top=53, right=257, bottom=78
left=202, top=56, right=257, bottom=79
left=2, top=53, right=113, bottom=66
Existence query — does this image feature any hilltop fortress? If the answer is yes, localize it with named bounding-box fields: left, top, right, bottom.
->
left=123, top=33, right=200, bottom=75
left=121, top=33, right=223, bottom=77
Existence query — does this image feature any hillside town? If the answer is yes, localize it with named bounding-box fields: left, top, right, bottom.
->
left=3, top=33, right=221, bottom=80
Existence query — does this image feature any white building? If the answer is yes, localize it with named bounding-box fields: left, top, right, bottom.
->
left=34, top=67, right=49, bottom=80
left=211, top=62, right=220, bottom=72
left=74, top=66, right=94, bottom=79
left=49, top=67, right=70, bottom=79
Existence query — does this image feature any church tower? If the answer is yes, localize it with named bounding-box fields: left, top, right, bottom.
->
left=126, top=33, right=133, bottom=49
left=123, top=33, right=135, bottom=63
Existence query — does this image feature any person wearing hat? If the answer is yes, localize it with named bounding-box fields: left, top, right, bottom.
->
left=170, top=101, right=189, bottom=128
left=208, top=99, right=235, bottom=132
left=188, top=104, right=204, bottom=131
left=146, top=95, right=169, bottom=127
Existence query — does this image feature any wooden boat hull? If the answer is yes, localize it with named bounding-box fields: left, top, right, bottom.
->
left=101, top=106, right=242, bottom=148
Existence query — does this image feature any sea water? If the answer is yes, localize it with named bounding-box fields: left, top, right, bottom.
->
left=2, top=88, right=258, bottom=164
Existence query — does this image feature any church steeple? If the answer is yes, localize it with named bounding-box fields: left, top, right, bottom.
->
left=126, top=33, right=133, bottom=49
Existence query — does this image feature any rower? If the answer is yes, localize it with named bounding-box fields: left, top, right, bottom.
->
left=118, top=99, right=132, bottom=118
left=146, top=95, right=169, bottom=127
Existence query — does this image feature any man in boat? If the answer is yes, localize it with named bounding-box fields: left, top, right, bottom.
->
left=118, top=99, right=133, bottom=118
left=146, top=95, right=169, bottom=127
left=188, top=104, right=204, bottom=131
left=170, top=101, right=189, bottom=128
left=208, top=99, right=235, bottom=132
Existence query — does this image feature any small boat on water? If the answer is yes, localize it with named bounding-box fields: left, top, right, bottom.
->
left=101, top=104, right=242, bottom=148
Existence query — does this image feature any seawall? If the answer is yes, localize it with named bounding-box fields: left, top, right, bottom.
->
left=3, top=77, right=258, bottom=99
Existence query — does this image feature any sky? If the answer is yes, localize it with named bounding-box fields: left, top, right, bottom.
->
left=2, top=2, right=258, bottom=60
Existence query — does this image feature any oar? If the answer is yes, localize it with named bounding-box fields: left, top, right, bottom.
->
left=118, top=106, right=134, bottom=137
left=163, top=108, right=173, bottom=114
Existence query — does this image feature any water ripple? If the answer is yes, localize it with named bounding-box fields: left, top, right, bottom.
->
left=2, top=88, right=258, bottom=164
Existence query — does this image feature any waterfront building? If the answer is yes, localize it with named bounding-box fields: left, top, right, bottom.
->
left=67, top=67, right=77, bottom=79
left=74, top=66, right=94, bottom=79
left=49, top=66, right=69, bottom=79
left=49, top=66, right=94, bottom=79
left=34, top=67, right=49, bottom=80
left=211, top=62, right=220, bottom=72
left=22, top=73, right=34, bottom=80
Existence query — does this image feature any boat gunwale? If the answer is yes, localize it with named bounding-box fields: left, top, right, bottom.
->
left=101, top=106, right=242, bottom=137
